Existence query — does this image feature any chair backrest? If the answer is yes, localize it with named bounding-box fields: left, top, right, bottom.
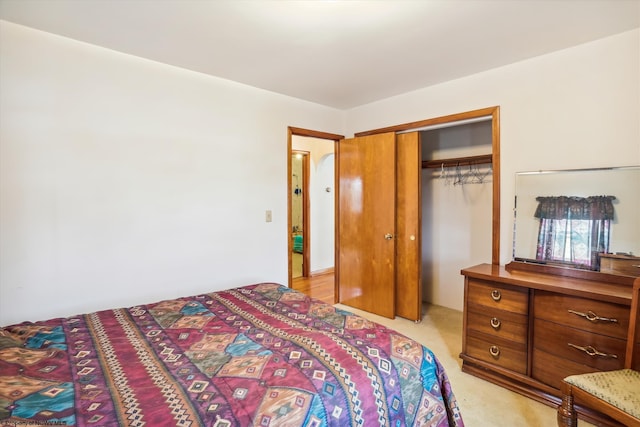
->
left=625, top=277, right=640, bottom=370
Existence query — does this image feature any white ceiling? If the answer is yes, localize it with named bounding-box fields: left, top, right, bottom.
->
left=1, top=0, right=639, bottom=109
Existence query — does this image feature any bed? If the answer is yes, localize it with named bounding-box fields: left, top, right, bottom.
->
left=0, top=283, right=464, bottom=426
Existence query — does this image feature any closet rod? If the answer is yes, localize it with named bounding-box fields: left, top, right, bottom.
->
left=422, top=154, right=493, bottom=169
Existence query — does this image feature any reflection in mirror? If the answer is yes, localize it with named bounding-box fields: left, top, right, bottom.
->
left=513, top=166, right=640, bottom=276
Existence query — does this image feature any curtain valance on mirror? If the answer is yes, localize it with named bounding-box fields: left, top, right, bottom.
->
left=534, top=196, right=616, bottom=220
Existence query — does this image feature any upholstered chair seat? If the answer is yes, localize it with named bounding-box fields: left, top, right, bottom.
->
left=564, top=369, right=640, bottom=418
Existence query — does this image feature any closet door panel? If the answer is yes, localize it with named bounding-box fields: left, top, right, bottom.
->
left=396, top=132, right=422, bottom=321
left=337, top=132, right=396, bottom=318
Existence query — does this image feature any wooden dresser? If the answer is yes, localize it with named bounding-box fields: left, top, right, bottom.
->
left=460, top=263, right=636, bottom=427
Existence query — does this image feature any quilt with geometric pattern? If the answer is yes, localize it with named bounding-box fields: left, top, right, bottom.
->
left=0, top=283, right=464, bottom=426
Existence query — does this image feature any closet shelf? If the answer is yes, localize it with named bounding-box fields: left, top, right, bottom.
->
left=421, top=154, right=493, bottom=169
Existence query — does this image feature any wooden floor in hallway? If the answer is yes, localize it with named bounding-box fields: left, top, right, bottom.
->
left=292, top=272, right=335, bottom=305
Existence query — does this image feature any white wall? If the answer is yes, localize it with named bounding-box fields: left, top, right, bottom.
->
left=2, top=21, right=638, bottom=322
left=346, top=29, right=640, bottom=311
left=313, top=153, right=335, bottom=270
left=0, top=21, right=344, bottom=325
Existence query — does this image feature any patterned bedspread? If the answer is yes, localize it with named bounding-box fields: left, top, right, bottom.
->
left=0, top=283, right=464, bottom=426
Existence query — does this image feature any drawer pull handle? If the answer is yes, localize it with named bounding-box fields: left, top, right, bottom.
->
left=490, top=317, right=501, bottom=329
left=489, top=345, right=500, bottom=357
left=568, top=343, right=618, bottom=359
left=490, top=290, right=501, bottom=302
left=567, top=309, right=618, bottom=324
left=632, top=264, right=640, bottom=268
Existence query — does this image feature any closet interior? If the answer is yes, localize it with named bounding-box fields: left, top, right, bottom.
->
left=419, top=118, right=494, bottom=311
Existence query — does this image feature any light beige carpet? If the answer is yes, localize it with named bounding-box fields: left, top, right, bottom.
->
left=335, top=303, right=597, bottom=427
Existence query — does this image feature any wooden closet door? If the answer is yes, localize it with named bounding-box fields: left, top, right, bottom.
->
left=337, top=132, right=396, bottom=318
left=396, top=132, right=422, bottom=321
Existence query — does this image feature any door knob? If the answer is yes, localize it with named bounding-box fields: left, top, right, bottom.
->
left=384, top=233, right=393, bottom=240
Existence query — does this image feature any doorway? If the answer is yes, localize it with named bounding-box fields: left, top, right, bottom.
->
left=287, top=127, right=344, bottom=292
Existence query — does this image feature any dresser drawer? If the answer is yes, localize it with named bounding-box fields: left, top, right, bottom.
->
left=465, top=334, right=527, bottom=374
left=534, top=291, right=629, bottom=339
left=467, top=279, right=529, bottom=314
left=531, top=349, right=609, bottom=390
left=467, top=309, right=528, bottom=344
left=533, top=318, right=625, bottom=372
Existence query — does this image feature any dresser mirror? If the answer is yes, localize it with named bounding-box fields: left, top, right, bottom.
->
left=512, top=165, right=640, bottom=278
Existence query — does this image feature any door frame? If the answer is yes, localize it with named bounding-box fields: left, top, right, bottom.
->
left=287, top=127, right=344, bottom=294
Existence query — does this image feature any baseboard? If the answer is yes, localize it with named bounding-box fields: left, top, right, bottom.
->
left=310, top=267, right=334, bottom=277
